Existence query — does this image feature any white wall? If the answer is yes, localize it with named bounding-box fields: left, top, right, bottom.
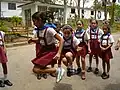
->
left=22, top=4, right=37, bottom=25
left=1, top=2, right=24, bottom=17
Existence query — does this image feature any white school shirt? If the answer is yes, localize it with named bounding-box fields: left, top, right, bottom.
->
left=35, top=27, right=57, bottom=45
left=0, top=31, right=5, bottom=45
left=86, top=28, right=104, bottom=41
left=100, top=34, right=114, bottom=46
left=74, top=30, right=90, bottom=43
left=63, top=36, right=79, bottom=49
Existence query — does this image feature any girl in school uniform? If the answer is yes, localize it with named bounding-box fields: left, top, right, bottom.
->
left=86, top=19, right=104, bottom=74
left=74, top=20, right=90, bottom=80
left=0, top=31, right=13, bottom=87
left=29, top=11, right=65, bottom=83
left=100, top=25, right=114, bottom=79
left=60, top=25, right=80, bottom=77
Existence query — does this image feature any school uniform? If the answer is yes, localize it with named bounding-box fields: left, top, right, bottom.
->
left=86, top=27, right=104, bottom=55
left=100, top=33, right=114, bottom=62
left=0, top=31, right=8, bottom=63
left=74, top=29, right=89, bottom=58
left=32, top=27, right=58, bottom=67
left=62, top=35, right=79, bottom=58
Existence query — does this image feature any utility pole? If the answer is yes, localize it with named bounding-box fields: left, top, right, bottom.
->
left=94, top=0, right=97, bottom=19
left=110, top=0, right=116, bottom=25
left=78, top=0, right=80, bottom=19
left=82, top=0, right=85, bottom=18
left=64, top=0, right=67, bottom=24
left=104, top=0, right=107, bottom=20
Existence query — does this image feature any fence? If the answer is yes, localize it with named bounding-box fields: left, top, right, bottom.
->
left=5, top=27, right=33, bottom=43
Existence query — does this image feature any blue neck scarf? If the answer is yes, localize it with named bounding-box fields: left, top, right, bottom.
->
left=76, top=28, right=84, bottom=34
left=35, top=25, right=47, bottom=31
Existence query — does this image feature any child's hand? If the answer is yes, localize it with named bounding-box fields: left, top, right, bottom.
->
left=88, top=48, right=91, bottom=54
left=77, top=47, right=82, bottom=51
left=101, top=47, right=106, bottom=51
left=53, top=53, right=60, bottom=60
left=28, top=39, right=32, bottom=44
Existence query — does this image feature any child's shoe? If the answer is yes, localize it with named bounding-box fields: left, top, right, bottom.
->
left=37, top=74, right=42, bottom=80
left=76, top=67, right=81, bottom=74
left=87, top=67, right=92, bottom=72
left=4, top=80, right=13, bottom=86
left=42, top=74, right=47, bottom=79
left=94, top=68, right=99, bottom=74
left=67, top=68, right=71, bottom=77
left=0, top=80, right=5, bottom=87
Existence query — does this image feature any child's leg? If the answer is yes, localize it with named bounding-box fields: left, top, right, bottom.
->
left=94, top=54, right=99, bottom=74
left=107, top=60, right=110, bottom=74
left=76, top=55, right=80, bottom=68
left=101, top=60, right=107, bottom=78
left=33, top=66, right=56, bottom=74
left=81, top=57, right=86, bottom=72
left=76, top=55, right=81, bottom=74
left=65, top=52, right=73, bottom=68
left=87, top=54, right=93, bottom=72
left=95, top=54, right=99, bottom=69
left=81, top=57, right=86, bottom=80
left=102, top=60, right=106, bottom=73
left=62, top=57, right=68, bottom=67
left=1, top=63, right=13, bottom=86
left=102, top=60, right=110, bottom=79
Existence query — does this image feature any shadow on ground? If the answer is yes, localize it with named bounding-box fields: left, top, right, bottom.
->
left=53, top=83, right=72, bottom=90
left=104, top=83, right=120, bottom=90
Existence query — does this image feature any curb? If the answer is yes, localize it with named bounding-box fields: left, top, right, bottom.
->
left=5, top=41, right=29, bottom=48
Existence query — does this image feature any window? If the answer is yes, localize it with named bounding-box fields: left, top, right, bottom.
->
left=91, top=11, right=94, bottom=15
left=8, top=3, right=16, bottom=10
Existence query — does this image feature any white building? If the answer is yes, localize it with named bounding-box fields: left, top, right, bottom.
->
left=0, top=0, right=29, bottom=18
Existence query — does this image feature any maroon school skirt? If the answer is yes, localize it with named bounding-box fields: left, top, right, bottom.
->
left=0, top=46, right=8, bottom=63
left=32, top=45, right=57, bottom=67
left=99, top=46, right=113, bottom=63
left=77, top=43, right=88, bottom=58
left=90, top=40, right=101, bottom=55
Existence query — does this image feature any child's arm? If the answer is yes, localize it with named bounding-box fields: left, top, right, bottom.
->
left=104, top=43, right=113, bottom=50
left=54, top=33, right=64, bottom=60
left=115, top=38, right=120, bottom=50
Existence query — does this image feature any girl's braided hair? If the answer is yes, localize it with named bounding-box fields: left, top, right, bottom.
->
left=32, top=11, right=54, bottom=23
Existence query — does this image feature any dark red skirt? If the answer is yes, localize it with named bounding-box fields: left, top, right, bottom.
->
left=90, top=40, right=101, bottom=55
left=77, top=43, right=88, bottom=58
left=32, top=45, right=57, bottom=67
left=99, top=47, right=113, bottom=63
left=0, top=46, right=8, bottom=63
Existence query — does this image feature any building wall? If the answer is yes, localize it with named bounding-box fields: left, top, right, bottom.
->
left=21, top=4, right=37, bottom=25
left=1, top=2, right=24, bottom=17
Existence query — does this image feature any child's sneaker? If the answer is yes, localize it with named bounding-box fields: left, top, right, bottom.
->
left=37, top=74, right=42, bottom=80
left=0, top=80, right=5, bottom=87
left=67, top=68, right=71, bottom=77
left=101, top=72, right=106, bottom=78
left=94, top=68, right=99, bottom=74
left=76, top=67, right=81, bottom=74
left=56, top=67, right=65, bottom=83
left=4, top=80, right=13, bottom=86
left=87, top=67, right=92, bottom=72
left=42, top=74, right=47, bottom=79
